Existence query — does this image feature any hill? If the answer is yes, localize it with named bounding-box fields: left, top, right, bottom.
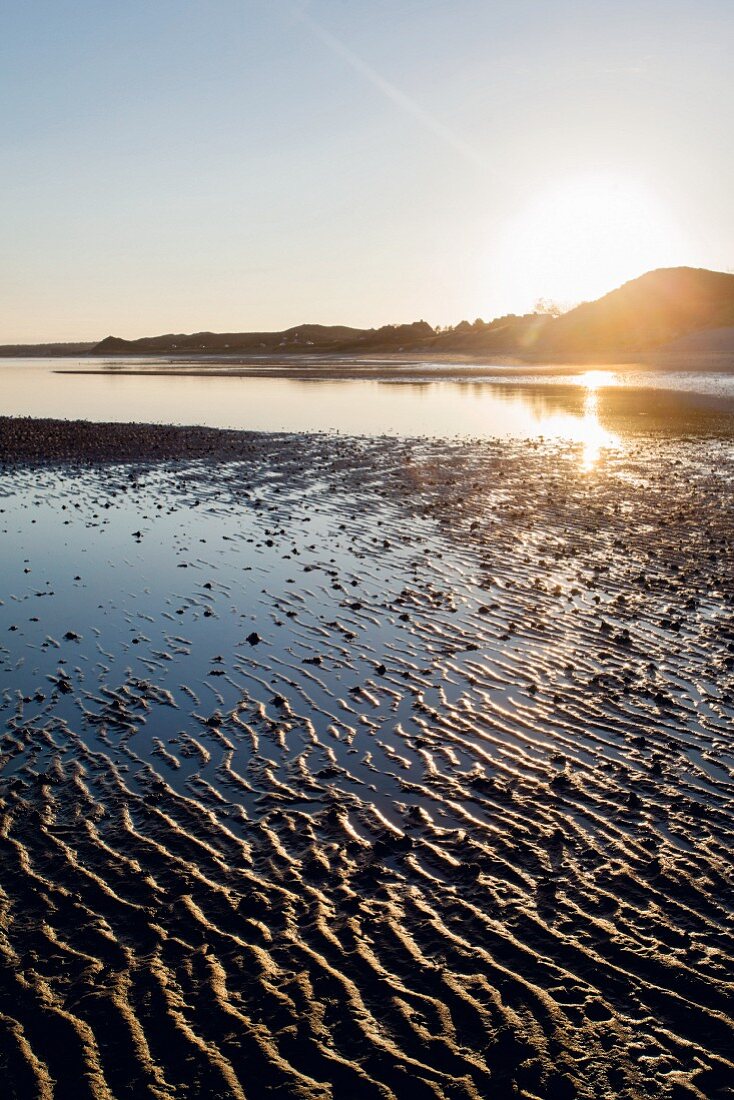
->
left=538, top=267, right=734, bottom=356
left=93, top=321, right=435, bottom=357
left=426, top=267, right=734, bottom=359
left=53, top=266, right=734, bottom=363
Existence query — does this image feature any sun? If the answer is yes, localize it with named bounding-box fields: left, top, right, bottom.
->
left=490, top=172, right=685, bottom=314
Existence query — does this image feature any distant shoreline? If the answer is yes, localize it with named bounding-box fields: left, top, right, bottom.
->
left=4, top=267, right=734, bottom=366
left=51, top=349, right=734, bottom=379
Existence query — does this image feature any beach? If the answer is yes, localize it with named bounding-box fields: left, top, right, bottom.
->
left=5, top=0, right=734, bottom=1091
left=1, top=417, right=732, bottom=1098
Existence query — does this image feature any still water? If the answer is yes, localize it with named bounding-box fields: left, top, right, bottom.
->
left=2, top=358, right=734, bottom=456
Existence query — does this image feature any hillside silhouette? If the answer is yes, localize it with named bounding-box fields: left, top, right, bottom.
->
left=93, top=321, right=435, bottom=357
left=17, top=266, right=733, bottom=362
left=537, top=267, right=734, bottom=355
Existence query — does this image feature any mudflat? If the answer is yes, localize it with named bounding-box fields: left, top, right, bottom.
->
left=1, top=418, right=732, bottom=1099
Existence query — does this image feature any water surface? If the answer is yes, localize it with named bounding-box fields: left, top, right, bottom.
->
left=2, top=358, right=734, bottom=457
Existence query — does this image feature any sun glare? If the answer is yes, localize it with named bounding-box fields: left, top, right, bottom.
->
left=530, top=371, right=621, bottom=472
left=577, top=390, right=606, bottom=471
left=491, top=173, right=685, bottom=314
left=580, top=369, right=616, bottom=391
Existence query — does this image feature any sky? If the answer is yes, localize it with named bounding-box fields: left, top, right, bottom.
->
left=1, top=0, right=733, bottom=342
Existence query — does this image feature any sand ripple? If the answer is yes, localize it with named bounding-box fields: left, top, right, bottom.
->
left=1, top=428, right=733, bottom=1098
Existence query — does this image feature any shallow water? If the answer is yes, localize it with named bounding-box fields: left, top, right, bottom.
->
left=2, top=357, right=734, bottom=445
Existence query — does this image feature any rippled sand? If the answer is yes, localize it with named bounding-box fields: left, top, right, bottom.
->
left=1, top=425, right=733, bottom=1099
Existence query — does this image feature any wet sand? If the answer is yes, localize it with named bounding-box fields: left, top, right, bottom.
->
left=1, top=418, right=733, bottom=1099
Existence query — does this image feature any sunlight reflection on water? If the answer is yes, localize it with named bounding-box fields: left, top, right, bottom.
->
left=0, top=359, right=731, bottom=459
left=527, top=389, right=620, bottom=470
left=579, top=388, right=619, bottom=471
left=579, top=369, right=618, bottom=390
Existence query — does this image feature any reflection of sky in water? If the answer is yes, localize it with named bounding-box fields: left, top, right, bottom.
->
left=0, top=466, right=471, bottom=823
left=1, top=360, right=732, bottom=466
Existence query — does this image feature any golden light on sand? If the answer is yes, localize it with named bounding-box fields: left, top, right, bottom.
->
left=493, top=173, right=684, bottom=312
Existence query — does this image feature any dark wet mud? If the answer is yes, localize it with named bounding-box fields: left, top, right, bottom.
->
left=1, top=423, right=733, bottom=1099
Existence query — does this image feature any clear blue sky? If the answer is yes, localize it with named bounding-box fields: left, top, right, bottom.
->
left=1, top=0, right=732, bottom=341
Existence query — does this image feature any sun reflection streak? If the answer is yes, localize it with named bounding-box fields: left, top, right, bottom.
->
left=580, top=389, right=604, bottom=471
left=528, top=371, right=622, bottom=471
left=580, top=369, right=617, bottom=391
left=578, top=372, right=620, bottom=471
